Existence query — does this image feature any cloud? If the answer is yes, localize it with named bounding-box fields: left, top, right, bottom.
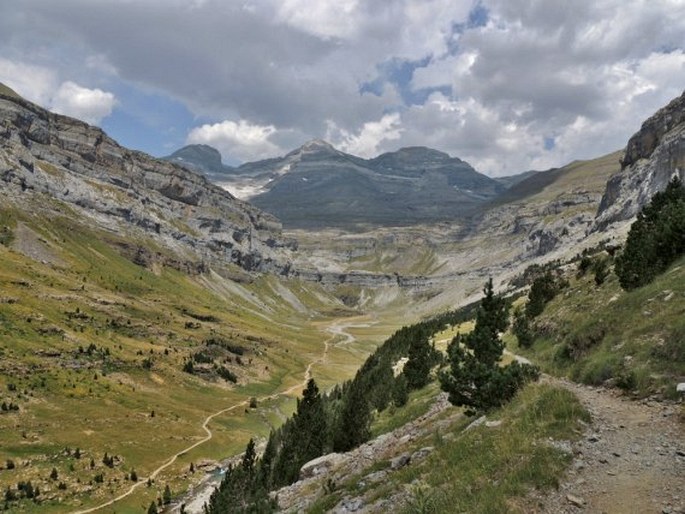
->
left=0, top=58, right=116, bottom=125
left=187, top=120, right=283, bottom=162
left=1, top=0, right=684, bottom=172
left=0, top=58, right=57, bottom=106
left=51, top=81, right=116, bottom=124
left=327, top=113, right=403, bottom=157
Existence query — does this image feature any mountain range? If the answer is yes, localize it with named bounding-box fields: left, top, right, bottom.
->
left=167, top=140, right=508, bottom=228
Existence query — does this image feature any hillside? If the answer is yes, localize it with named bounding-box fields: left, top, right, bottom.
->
left=0, top=86, right=294, bottom=276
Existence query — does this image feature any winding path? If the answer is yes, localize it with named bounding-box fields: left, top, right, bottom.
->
left=71, top=318, right=368, bottom=514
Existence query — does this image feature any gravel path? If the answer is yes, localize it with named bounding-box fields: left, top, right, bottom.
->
left=530, top=377, right=685, bottom=514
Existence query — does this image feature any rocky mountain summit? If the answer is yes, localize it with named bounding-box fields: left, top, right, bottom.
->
left=164, top=144, right=229, bottom=180
left=171, top=140, right=505, bottom=228
left=0, top=85, right=295, bottom=275
left=595, top=89, right=685, bottom=230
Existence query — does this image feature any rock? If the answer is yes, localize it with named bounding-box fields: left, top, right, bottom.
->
left=566, top=494, right=586, bottom=507
left=573, top=459, right=586, bottom=471
left=464, top=415, right=487, bottom=432
left=485, top=420, right=502, bottom=428
left=334, top=497, right=364, bottom=513
left=0, top=93, right=295, bottom=276
left=594, top=90, right=685, bottom=231
left=587, top=434, right=600, bottom=443
left=364, top=470, right=388, bottom=484
left=411, top=447, right=434, bottom=462
left=676, top=383, right=685, bottom=394
left=390, top=453, right=411, bottom=470
left=300, top=453, right=344, bottom=480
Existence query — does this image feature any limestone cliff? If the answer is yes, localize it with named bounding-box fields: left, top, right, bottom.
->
left=0, top=87, right=296, bottom=274
left=594, top=91, right=685, bottom=230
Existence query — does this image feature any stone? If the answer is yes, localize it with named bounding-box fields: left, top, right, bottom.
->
left=390, top=453, right=411, bottom=470
left=485, top=420, right=502, bottom=428
left=334, top=497, right=364, bottom=513
left=300, top=453, right=344, bottom=480
left=676, top=383, right=685, bottom=394
left=411, top=447, right=434, bottom=462
left=566, top=494, right=585, bottom=507
left=464, top=415, right=487, bottom=432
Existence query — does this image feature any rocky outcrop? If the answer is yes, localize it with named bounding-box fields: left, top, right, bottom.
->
left=0, top=88, right=295, bottom=274
left=594, top=91, right=685, bottom=230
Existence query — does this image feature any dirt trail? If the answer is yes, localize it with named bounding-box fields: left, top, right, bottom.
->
left=71, top=317, right=366, bottom=514
left=530, top=377, right=685, bottom=514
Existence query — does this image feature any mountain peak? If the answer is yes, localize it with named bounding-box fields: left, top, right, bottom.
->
left=299, top=139, right=336, bottom=152
left=165, top=144, right=226, bottom=174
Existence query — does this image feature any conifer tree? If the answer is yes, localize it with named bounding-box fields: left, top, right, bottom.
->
left=403, top=335, right=432, bottom=390
left=615, top=177, right=685, bottom=289
left=440, top=278, right=539, bottom=415
left=333, top=378, right=370, bottom=452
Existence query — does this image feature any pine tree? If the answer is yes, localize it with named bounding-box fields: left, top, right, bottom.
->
left=163, top=484, right=171, bottom=505
left=440, top=278, right=539, bottom=415
left=392, top=374, right=408, bottom=407
left=333, top=378, right=370, bottom=452
left=403, top=335, right=432, bottom=390
left=242, top=439, right=256, bottom=474
left=512, top=307, right=533, bottom=348
left=615, top=177, right=685, bottom=289
left=147, top=501, right=158, bottom=514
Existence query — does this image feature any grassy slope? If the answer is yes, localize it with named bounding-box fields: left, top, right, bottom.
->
left=308, top=382, right=589, bottom=514
left=515, top=257, right=685, bottom=399
left=0, top=207, right=391, bottom=513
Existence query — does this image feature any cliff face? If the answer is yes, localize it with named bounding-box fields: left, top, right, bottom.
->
left=594, top=91, right=685, bottom=230
left=0, top=89, right=295, bottom=274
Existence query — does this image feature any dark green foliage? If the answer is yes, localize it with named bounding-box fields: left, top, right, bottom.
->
left=148, top=501, right=158, bottom=514
left=216, top=365, right=238, bottom=383
left=5, top=486, right=16, bottom=502
left=182, top=360, right=194, bottom=373
left=392, top=374, right=408, bottom=407
left=403, top=334, right=433, bottom=390
left=193, top=351, right=213, bottom=364
left=576, top=255, right=593, bottom=277
left=333, top=378, right=371, bottom=452
left=163, top=484, right=172, bottom=505
left=615, top=177, right=685, bottom=290
left=5, top=460, right=14, bottom=470
left=592, top=257, right=610, bottom=286
left=512, top=307, right=533, bottom=349
left=204, top=337, right=245, bottom=355
left=50, top=467, right=58, bottom=480
left=130, top=469, right=138, bottom=482
left=526, top=272, right=560, bottom=318
left=440, top=279, right=540, bottom=415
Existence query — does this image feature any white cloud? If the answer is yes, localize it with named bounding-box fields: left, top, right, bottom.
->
left=51, top=81, right=116, bottom=124
left=0, top=59, right=116, bottom=125
left=273, top=0, right=361, bottom=39
left=328, top=113, right=403, bottom=157
left=187, top=119, right=283, bottom=162
left=0, top=58, right=57, bottom=106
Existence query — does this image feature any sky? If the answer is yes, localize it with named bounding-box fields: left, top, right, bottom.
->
left=1, top=0, right=684, bottom=176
